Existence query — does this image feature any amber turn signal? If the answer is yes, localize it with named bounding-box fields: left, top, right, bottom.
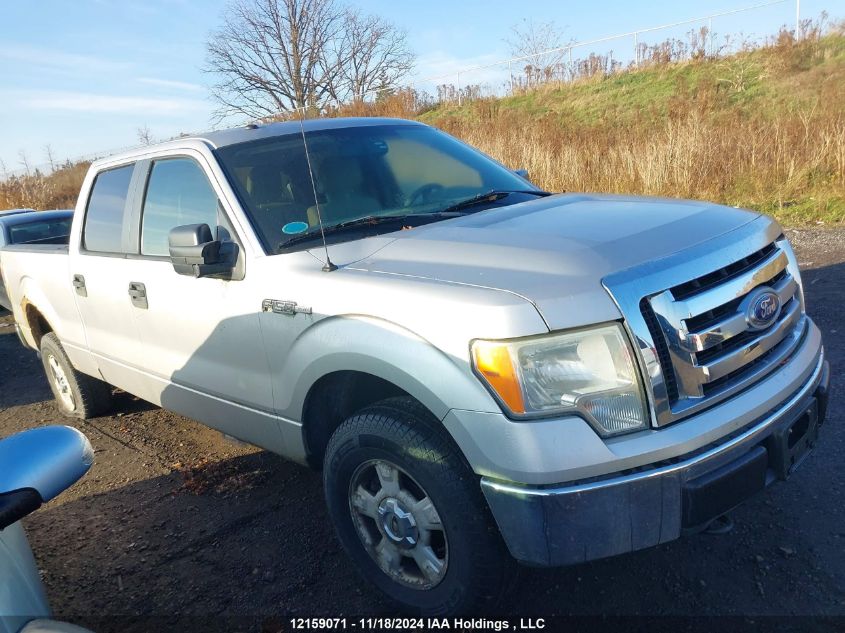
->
left=471, top=340, right=526, bottom=414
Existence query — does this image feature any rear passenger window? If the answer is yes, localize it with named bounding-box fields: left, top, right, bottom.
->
left=141, top=158, right=220, bottom=256
left=83, top=164, right=134, bottom=252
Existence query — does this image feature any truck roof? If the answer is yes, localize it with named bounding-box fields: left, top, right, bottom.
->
left=199, top=116, right=425, bottom=148
left=92, top=117, right=426, bottom=169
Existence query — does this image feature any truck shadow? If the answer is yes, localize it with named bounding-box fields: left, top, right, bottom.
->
left=26, top=451, right=385, bottom=631
left=0, top=311, right=53, bottom=408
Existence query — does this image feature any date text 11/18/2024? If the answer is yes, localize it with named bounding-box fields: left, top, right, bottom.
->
left=289, top=618, right=546, bottom=630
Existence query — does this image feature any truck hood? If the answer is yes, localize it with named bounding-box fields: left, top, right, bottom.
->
left=336, top=193, right=761, bottom=331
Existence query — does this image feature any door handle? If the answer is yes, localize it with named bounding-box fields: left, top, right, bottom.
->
left=127, top=282, right=146, bottom=298
left=128, top=282, right=148, bottom=309
left=72, top=274, right=87, bottom=297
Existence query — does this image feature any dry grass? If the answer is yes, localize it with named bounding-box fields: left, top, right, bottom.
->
left=423, top=29, right=845, bottom=225
left=0, top=161, right=89, bottom=211
left=434, top=98, right=844, bottom=224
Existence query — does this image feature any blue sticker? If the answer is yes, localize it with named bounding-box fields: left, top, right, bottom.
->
left=282, top=221, right=309, bottom=235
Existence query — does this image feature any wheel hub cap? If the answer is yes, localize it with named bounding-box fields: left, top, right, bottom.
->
left=47, top=354, right=75, bottom=411
left=348, top=459, right=448, bottom=589
left=378, top=498, right=418, bottom=549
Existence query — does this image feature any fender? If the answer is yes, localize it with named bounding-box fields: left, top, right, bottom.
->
left=15, top=277, right=62, bottom=348
left=275, top=315, right=499, bottom=423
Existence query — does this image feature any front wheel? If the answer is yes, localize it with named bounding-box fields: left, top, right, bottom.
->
left=323, top=397, right=513, bottom=615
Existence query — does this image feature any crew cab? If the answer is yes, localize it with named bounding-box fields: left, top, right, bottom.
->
left=0, top=118, right=829, bottom=614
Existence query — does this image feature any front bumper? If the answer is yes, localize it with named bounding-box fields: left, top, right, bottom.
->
left=481, top=354, right=829, bottom=567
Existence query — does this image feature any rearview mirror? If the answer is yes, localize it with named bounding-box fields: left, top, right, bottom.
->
left=168, top=223, right=232, bottom=278
left=513, top=168, right=530, bottom=181
left=0, top=426, right=93, bottom=530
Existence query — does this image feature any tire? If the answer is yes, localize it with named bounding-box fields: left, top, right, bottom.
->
left=40, top=332, right=113, bottom=419
left=324, top=396, right=514, bottom=616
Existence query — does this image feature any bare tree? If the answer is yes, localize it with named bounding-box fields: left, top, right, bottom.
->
left=205, top=0, right=345, bottom=119
left=137, top=125, right=154, bottom=145
left=505, top=19, right=571, bottom=85
left=44, top=145, right=56, bottom=172
left=18, top=150, right=31, bottom=176
left=328, top=9, right=414, bottom=103
left=206, top=0, right=415, bottom=119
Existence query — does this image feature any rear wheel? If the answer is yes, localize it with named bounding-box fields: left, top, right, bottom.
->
left=40, top=332, right=113, bottom=419
left=323, top=397, right=513, bottom=615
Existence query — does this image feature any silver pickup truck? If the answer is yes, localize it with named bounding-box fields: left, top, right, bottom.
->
left=0, top=118, right=829, bottom=615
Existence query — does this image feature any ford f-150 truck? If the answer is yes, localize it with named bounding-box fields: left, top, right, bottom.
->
left=0, top=118, right=829, bottom=615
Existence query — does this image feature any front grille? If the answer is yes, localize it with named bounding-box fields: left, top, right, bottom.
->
left=641, top=239, right=805, bottom=424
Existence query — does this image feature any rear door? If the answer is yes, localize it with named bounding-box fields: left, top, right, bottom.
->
left=69, top=162, right=149, bottom=391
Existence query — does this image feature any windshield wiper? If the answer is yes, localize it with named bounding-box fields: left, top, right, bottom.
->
left=438, top=189, right=550, bottom=214
left=277, top=190, right=551, bottom=251
left=278, top=214, right=412, bottom=251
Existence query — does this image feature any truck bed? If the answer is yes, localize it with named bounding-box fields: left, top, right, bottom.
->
left=0, top=244, right=78, bottom=347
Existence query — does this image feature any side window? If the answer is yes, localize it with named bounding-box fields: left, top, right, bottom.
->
left=83, top=164, right=134, bottom=253
left=141, top=158, right=220, bottom=256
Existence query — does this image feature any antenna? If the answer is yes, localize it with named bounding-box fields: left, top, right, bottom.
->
left=297, top=107, right=337, bottom=272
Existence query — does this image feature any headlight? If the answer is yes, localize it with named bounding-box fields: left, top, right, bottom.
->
left=471, top=323, right=649, bottom=436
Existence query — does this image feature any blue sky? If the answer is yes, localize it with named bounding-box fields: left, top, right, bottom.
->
left=0, top=0, right=836, bottom=173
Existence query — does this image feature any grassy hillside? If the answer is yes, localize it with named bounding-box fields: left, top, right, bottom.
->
left=420, top=30, right=845, bottom=225
left=2, top=27, right=843, bottom=225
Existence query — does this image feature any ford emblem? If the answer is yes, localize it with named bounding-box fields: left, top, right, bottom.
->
left=745, top=287, right=781, bottom=330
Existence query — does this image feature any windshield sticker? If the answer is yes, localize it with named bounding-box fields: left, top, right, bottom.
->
left=282, top=221, right=309, bottom=235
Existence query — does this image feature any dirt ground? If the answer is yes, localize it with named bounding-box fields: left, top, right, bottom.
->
left=1, top=227, right=843, bottom=631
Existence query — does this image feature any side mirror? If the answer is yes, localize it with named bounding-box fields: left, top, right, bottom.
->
left=168, top=223, right=232, bottom=278
left=0, top=426, right=93, bottom=530
left=513, top=168, right=530, bottom=181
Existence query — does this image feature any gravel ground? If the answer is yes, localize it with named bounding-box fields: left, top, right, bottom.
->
left=0, top=227, right=842, bottom=631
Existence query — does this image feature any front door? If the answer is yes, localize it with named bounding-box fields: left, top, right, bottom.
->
left=122, top=155, right=280, bottom=451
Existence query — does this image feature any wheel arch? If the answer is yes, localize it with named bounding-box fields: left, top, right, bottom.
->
left=20, top=296, right=55, bottom=349
left=301, top=370, right=411, bottom=468
left=285, top=316, right=498, bottom=468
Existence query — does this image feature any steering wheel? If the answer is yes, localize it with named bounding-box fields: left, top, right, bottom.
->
left=405, top=183, right=445, bottom=207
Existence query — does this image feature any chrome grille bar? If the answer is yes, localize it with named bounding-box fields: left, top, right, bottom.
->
left=678, top=249, right=788, bottom=317
left=692, top=298, right=801, bottom=383
left=681, top=274, right=798, bottom=353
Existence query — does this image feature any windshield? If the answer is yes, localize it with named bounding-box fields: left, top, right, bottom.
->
left=215, top=124, right=536, bottom=254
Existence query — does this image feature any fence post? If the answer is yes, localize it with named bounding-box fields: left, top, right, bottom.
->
left=633, top=31, right=639, bottom=68
left=708, top=17, right=714, bottom=57
left=508, top=60, right=512, bottom=94
left=456, top=71, right=461, bottom=105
